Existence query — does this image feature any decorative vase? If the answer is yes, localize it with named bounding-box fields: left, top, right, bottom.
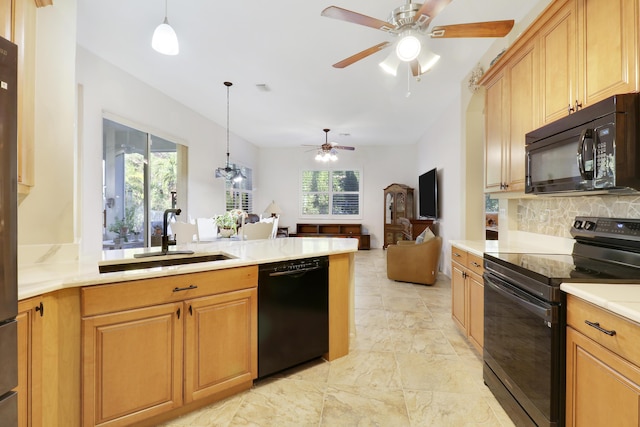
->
left=219, top=228, right=234, bottom=238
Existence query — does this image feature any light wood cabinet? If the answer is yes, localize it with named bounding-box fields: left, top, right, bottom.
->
left=484, top=38, right=537, bottom=193
left=82, top=302, right=184, bottom=427
left=383, top=184, right=415, bottom=248
left=184, top=288, right=257, bottom=403
left=14, top=296, right=44, bottom=427
left=450, top=245, right=484, bottom=353
left=566, top=295, right=640, bottom=426
left=539, top=0, right=577, bottom=123
left=81, top=267, right=258, bottom=427
left=482, top=0, right=639, bottom=192
left=577, top=0, right=638, bottom=109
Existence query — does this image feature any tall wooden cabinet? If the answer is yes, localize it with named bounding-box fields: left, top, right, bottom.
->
left=383, top=184, right=415, bottom=248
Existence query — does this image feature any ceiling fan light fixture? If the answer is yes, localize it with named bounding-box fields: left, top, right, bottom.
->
left=216, top=81, right=245, bottom=183
left=417, top=47, right=440, bottom=74
left=379, top=49, right=400, bottom=76
left=396, top=32, right=421, bottom=62
left=151, top=0, right=179, bottom=55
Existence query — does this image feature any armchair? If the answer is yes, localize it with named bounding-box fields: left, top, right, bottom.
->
left=386, top=236, right=442, bottom=285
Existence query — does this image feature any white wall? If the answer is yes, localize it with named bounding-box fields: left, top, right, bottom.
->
left=76, top=47, right=259, bottom=257
left=414, top=97, right=463, bottom=276
left=256, top=144, right=417, bottom=249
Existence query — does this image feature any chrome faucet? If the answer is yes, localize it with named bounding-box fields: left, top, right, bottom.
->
left=162, top=208, right=181, bottom=253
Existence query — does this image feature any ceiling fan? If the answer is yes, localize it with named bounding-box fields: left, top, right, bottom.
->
left=321, top=0, right=514, bottom=76
left=304, top=129, right=355, bottom=162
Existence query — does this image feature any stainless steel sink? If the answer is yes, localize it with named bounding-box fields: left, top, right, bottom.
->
left=99, top=252, right=235, bottom=273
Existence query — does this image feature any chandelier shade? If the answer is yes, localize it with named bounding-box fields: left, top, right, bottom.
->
left=151, top=0, right=179, bottom=55
left=215, top=82, right=245, bottom=182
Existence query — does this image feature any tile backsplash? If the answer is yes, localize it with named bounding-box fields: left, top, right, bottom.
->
left=518, top=194, right=640, bottom=238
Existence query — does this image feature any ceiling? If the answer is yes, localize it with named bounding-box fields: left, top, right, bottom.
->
left=76, top=0, right=543, bottom=149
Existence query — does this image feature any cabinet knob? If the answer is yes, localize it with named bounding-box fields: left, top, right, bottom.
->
left=35, top=302, right=44, bottom=317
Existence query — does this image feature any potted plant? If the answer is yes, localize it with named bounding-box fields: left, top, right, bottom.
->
left=108, top=216, right=130, bottom=242
left=214, top=210, right=245, bottom=237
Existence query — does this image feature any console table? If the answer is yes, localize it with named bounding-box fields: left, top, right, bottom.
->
left=291, top=223, right=370, bottom=250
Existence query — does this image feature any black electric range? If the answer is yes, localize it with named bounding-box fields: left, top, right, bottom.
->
left=482, top=216, right=640, bottom=427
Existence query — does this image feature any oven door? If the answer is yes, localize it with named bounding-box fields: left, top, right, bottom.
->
left=483, top=272, right=564, bottom=427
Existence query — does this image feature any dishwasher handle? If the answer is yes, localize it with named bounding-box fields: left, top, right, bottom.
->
left=268, top=265, right=323, bottom=278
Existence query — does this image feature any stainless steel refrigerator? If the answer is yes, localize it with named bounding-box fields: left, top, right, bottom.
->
left=0, top=35, right=18, bottom=426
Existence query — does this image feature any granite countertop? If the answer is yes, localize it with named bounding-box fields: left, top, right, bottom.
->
left=561, top=283, right=640, bottom=325
left=18, top=237, right=358, bottom=300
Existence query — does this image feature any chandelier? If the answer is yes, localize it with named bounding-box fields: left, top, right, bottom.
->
left=215, top=81, right=246, bottom=183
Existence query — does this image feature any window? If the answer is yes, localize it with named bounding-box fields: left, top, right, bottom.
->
left=102, top=118, right=187, bottom=249
left=301, top=170, right=361, bottom=217
left=225, top=163, right=253, bottom=213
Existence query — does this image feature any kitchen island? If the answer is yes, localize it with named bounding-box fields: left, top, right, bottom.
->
left=16, top=237, right=358, bottom=427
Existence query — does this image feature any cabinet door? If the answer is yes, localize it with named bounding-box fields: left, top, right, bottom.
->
left=484, top=71, right=507, bottom=192
left=566, top=326, right=640, bottom=426
left=539, top=0, right=576, bottom=124
left=578, top=0, right=638, bottom=106
left=184, top=288, right=257, bottom=403
left=82, top=303, right=183, bottom=427
left=506, top=41, right=537, bottom=192
left=15, top=298, right=43, bottom=427
left=451, top=263, right=467, bottom=331
left=467, top=273, right=484, bottom=353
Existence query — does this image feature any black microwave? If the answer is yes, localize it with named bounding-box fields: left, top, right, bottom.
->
left=525, top=93, right=640, bottom=194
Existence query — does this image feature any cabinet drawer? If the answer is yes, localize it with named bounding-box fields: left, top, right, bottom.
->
left=567, top=295, right=640, bottom=367
left=82, top=266, right=258, bottom=317
left=451, top=246, right=468, bottom=265
left=466, top=253, right=484, bottom=276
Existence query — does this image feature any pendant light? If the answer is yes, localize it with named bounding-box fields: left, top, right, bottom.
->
left=152, top=0, right=179, bottom=56
left=215, top=82, right=246, bottom=182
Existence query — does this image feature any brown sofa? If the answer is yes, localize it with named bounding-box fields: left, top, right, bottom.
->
left=386, top=236, right=443, bottom=285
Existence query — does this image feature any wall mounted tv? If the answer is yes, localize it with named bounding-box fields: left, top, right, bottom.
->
left=419, top=167, right=439, bottom=219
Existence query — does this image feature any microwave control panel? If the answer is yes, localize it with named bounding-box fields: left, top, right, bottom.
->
left=593, top=123, right=615, bottom=186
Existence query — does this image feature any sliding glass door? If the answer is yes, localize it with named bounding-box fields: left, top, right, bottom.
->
left=102, top=118, right=186, bottom=249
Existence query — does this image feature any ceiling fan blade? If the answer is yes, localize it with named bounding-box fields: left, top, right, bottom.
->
left=413, top=0, right=452, bottom=26
left=410, top=60, right=420, bottom=77
left=321, top=6, right=394, bottom=32
left=332, top=42, right=391, bottom=68
left=334, top=145, right=355, bottom=151
left=430, top=20, right=515, bottom=38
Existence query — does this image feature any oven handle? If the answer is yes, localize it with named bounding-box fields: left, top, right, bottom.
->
left=485, top=274, right=553, bottom=322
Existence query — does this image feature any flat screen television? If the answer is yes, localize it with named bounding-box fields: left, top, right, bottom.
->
left=419, top=168, right=438, bottom=219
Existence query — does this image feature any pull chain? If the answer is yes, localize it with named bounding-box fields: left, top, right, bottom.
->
left=406, top=65, right=411, bottom=98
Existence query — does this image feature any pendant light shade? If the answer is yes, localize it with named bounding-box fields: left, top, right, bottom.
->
left=215, top=82, right=246, bottom=182
left=152, top=0, right=179, bottom=55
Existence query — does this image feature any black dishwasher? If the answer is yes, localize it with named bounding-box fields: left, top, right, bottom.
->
left=258, top=256, right=329, bottom=379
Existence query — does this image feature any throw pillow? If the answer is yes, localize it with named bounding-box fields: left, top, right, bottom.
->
left=415, top=227, right=435, bottom=244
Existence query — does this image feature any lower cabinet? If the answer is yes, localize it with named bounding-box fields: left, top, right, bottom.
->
left=566, top=295, right=640, bottom=426
left=184, top=289, right=257, bottom=403
left=81, top=267, right=258, bottom=427
left=82, top=302, right=184, bottom=427
left=15, top=296, right=44, bottom=427
left=451, top=245, right=484, bottom=353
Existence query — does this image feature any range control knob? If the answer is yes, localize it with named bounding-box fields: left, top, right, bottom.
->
left=583, top=221, right=596, bottom=231
left=573, top=220, right=583, bottom=229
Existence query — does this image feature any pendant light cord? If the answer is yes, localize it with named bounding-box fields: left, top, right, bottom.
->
left=225, top=81, right=232, bottom=168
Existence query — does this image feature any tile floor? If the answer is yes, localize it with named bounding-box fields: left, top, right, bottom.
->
left=160, top=249, right=516, bottom=427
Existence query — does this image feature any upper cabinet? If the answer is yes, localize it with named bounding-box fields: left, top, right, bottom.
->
left=481, top=0, right=639, bottom=193
left=484, top=39, right=537, bottom=193
left=2, top=0, right=51, bottom=198
left=577, top=0, right=638, bottom=108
